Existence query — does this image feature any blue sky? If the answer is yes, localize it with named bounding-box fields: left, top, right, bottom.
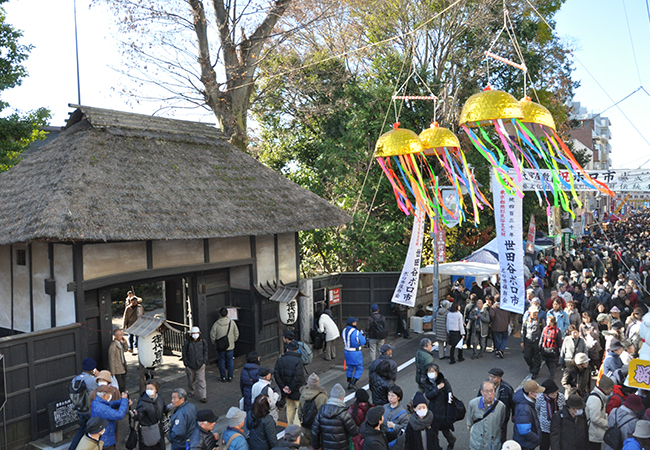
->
left=3, top=0, right=649, bottom=169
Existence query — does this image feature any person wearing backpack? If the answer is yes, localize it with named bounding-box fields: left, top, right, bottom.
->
left=222, top=407, right=248, bottom=450
left=605, top=394, right=645, bottom=450
left=367, top=305, right=388, bottom=362
left=274, top=341, right=306, bottom=426
left=69, top=358, right=100, bottom=450
left=586, top=375, right=615, bottom=450
left=299, top=373, right=328, bottom=448
left=251, top=368, right=281, bottom=423
left=549, top=394, right=589, bottom=450
left=210, top=308, right=239, bottom=383
left=282, top=329, right=314, bottom=366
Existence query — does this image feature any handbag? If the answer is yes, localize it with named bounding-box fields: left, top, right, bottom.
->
left=125, top=415, right=138, bottom=450
left=140, top=422, right=162, bottom=447
left=215, top=321, right=231, bottom=351
left=447, top=395, right=466, bottom=423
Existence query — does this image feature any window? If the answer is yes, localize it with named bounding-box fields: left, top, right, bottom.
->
left=16, top=249, right=26, bottom=266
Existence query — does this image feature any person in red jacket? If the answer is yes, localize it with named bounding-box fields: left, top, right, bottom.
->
left=606, top=384, right=636, bottom=414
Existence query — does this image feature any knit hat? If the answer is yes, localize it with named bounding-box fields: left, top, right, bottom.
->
left=371, top=304, right=379, bottom=311
left=284, top=425, right=302, bottom=442
left=625, top=394, right=645, bottom=412
left=541, top=379, right=558, bottom=394
left=566, top=395, right=585, bottom=410
left=355, top=388, right=370, bottom=403
left=633, top=420, right=650, bottom=439
left=86, top=417, right=107, bottom=435
left=330, top=383, right=346, bottom=399
left=644, top=409, right=650, bottom=421
left=226, top=407, right=246, bottom=427
left=597, top=313, right=609, bottom=323
left=598, top=375, right=615, bottom=390
left=307, top=373, right=320, bottom=389
left=575, top=353, right=589, bottom=365
left=365, top=406, right=384, bottom=427
left=413, top=391, right=427, bottom=408
left=502, top=441, right=522, bottom=450
left=82, top=358, right=97, bottom=371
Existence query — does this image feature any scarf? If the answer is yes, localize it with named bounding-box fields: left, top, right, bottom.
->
left=544, top=394, right=558, bottom=420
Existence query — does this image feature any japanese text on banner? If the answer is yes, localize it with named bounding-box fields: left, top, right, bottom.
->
left=391, top=207, right=425, bottom=308
left=492, top=174, right=525, bottom=315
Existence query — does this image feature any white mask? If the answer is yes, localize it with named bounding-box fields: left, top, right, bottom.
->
left=427, top=372, right=437, bottom=380
left=598, top=289, right=604, bottom=293
left=191, top=333, right=200, bottom=339
left=146, top=389, right=156, bottom=398
left=575, top=409, right=584, bottom=416
left=632, top=269, right=636, bottom=272
left=98, top=381, right=108, bottom=386
left=416, top=409, right=428, bottom=418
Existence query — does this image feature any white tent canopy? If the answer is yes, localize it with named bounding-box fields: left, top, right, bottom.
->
left=421, top=261, right=500, bottom=277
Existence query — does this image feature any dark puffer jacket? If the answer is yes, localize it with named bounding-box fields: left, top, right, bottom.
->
left=194, top=426, right=218, bottom=450
left=135, top=392, right=167, bottom=450
left=549, top=406, right=589, bottom=450
left=369, top=366, right=392, bottom=406
left=512, top=389, right=542, bottom=450
left=360, top=422, right=389, bottom=450
left=274, top=351, right=305, bottom=401
left=423, top=372, right=453, bottom=430
left=245, top=410, right=278, bottom=450
left=240, top=362, right=260, bottom=411
left=312, top=400, right=359, bottom=450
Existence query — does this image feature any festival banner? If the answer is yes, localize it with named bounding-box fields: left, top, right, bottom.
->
left=492, top=174, right=525, bottom=315
left=436, top=228, right=446, bottom=263
left=525, top=215, right=536, bottom=254
left=511, top=168, right=650, bottom=192
left=391, top=207, right=425, bottom=307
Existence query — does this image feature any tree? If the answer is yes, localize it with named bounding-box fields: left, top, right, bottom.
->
left=253, top=0, right=578, bottom=274
left=0, top=2, right=50, bottom=171
left=98, top=0, right=317, bottom=150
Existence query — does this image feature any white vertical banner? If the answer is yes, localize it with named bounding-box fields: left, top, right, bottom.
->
left=391, top=207, right=425, bottom=308
left=492, top=174, right=525, bottom=315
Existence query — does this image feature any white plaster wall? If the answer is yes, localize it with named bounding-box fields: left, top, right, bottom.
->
left=152, top=239, right=204, bottom=268
left=255, top=235, right=276, bottom=286
left=32, top=244, right=51, bottom=331
left=84, top=242, right=148, bottom=280
left=0, top=246, right=11, bottom=328
left=230, top=265, right=250, bottom=290
left=54, top=244, right=75, bottom=326
left=277, top=233, right=297, bottom=284
left=13, top=245, right=30, bottom=332
left=209, top=236, right=250, bottom=262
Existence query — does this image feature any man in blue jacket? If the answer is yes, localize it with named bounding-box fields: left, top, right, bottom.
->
left=169, top=388, right=198, bottom=450
left=513, top=380, right=545, bottom=450
left=342, top=317, right=366, bottom=391
left=90, top=386, right=130, bottom=450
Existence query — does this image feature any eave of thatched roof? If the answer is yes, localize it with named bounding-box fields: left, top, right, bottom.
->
left=0, top=105, right=351, bottom=244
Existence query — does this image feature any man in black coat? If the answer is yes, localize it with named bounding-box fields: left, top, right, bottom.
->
left=274, top=341, right=305, bottom=426
left=549, top=395, right=589, bottom=450
left=312, top=383, right=359, bottom=450
left=360, top=406, right=389, bottom=450
left=368, top=344, right=397, bottom=381
left=182, top=326, right=209, bottom=402
left=194, top=409, right=219, bottom=450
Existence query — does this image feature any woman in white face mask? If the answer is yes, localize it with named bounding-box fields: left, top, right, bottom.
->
left=405, top=391, right=441, bottom=450
left=421, top=364, right=456, bottom=449
left=134, top=380, right=169, bottom=450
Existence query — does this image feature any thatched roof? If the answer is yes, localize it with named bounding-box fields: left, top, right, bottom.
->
left=0, top=105, right=351, bottom=244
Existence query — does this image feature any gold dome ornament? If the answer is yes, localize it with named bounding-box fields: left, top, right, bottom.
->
left=420, top=122, right=461, bottom=156
left=374, top=122, right=423, bottom=157
left=458, top=86, right=524, bottom=127
left=519, top=96, right=556, bottom=137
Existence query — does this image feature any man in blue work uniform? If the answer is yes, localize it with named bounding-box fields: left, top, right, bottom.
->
left=342, top=317, right=367, bottom=390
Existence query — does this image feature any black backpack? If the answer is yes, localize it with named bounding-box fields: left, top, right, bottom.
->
left=373, top=317, right=388, bottom=340
left=68, top=376, right=89, bottom=412
left=603, top=410, right=635, bottom=450
left=301, top=394, right=321, bottom=427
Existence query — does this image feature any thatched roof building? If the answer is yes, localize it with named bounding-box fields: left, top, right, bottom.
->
left=0, top=105, right=350, bottom=245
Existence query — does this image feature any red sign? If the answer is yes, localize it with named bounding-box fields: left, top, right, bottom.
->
left=436, top=229, right=446, bottom=263
left=525, top=215, right=536, bottom=254
left=328, top=287, right=341, bottom=306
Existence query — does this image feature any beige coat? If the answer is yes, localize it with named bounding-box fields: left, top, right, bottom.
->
left=210, top=317, right=239, bottom=351
left=586, top=387, right=608, bottom=442
left=76, top=435, right=104, bottom=450
left=122, top=301, right=143, bottom=329
left=108, top=339, right=127, bottom=376
left=467, top=397, right=506, bottom=450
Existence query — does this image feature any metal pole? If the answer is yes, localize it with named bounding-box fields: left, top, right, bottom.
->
left=73, top=0, right=81, bottom=104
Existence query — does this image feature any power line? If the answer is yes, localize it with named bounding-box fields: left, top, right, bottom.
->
left=622, top=0, right=643, bottom=86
